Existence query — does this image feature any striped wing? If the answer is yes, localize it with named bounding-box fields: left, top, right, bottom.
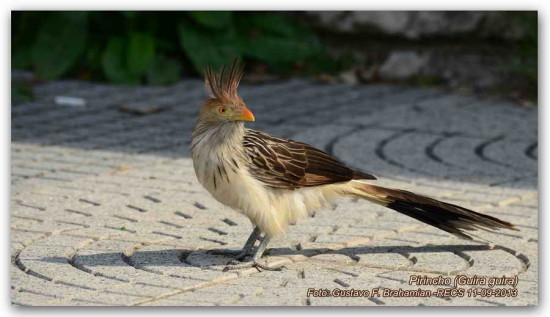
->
left=243, top=130, right=376, bottom=189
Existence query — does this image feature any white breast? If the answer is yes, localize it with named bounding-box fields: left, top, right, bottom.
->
left=191, top=123, right=265, bottom=211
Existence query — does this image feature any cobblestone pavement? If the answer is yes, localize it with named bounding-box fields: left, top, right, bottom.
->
left=11, top=78, right=538, bottom=306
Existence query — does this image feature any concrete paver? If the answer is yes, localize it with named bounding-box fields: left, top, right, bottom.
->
left=11, top=77, right=537, bottom=306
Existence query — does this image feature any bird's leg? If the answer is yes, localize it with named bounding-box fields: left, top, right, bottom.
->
left=223, top=234, right=284, bottom=271
left=208, top=226, right=261, bottom=259
left=233, top=225, right=262, bottom=260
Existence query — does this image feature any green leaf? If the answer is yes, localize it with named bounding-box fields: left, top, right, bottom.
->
left=244, top=35, right=315, bottom=63
left=233, top=12, right=325, bottom=67
left=102, top=37, right=140, bottom=84
left=31, top=12, right=88, bottom=79
left=247, top=13, right=295, bottom=37
left=146, top=56, right=182, bottom=85
left=188, top=11, right=232, bottom=29
left=12, top=11, right=47, bottom=69
left=101, top=34, right=156, bottom=84
left=127, top=33, right=155, bottom=77
left=178, top=21, right=240, bottom=73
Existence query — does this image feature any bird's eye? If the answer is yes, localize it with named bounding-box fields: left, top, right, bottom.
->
left=218, top=106, right=226, bottom=114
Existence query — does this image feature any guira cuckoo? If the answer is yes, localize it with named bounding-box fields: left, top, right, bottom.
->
left=191, top=61, right=515, bottom=271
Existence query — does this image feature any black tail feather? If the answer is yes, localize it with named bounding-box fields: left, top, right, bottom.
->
left=358, top=183, right=516, bottom=240
left=386, top=198, right=515, bottom=240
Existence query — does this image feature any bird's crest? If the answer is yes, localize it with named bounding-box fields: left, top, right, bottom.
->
left=204, top=59, right=244, bottom=104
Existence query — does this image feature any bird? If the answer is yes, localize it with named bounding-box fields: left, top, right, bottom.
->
left=191, top=60, right=516, bottom=271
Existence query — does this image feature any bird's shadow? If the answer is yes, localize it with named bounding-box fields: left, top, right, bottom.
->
left=40, top=244, right=498, bottom=267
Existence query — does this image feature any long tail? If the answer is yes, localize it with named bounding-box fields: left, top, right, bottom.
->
left=351, top=182, right=516, bottom=240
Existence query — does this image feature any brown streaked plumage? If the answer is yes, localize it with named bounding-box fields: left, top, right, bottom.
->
left=244, top=130, right=375, bottom=189
left=190, top=60, right=516, bottom=271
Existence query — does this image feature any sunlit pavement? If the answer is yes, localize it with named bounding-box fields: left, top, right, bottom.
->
left=11, top=78, right=537, bottom=306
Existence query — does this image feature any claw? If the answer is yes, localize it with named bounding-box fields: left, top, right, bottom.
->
left=220, top=231, right=281, bottom=272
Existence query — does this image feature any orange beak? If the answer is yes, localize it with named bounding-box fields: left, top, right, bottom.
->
left=234, top=108, right=255, bottom=122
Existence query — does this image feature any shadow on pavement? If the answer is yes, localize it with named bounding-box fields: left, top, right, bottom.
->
left=39, top=243, right=519, bottom=267
left=12, top=79, right=538, bottom=190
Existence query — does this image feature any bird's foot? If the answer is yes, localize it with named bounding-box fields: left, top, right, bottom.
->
left=222, top=259, right=284, bottom=272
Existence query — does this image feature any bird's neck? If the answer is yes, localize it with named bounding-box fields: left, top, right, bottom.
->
left=191, top=121, right=246, bottom=153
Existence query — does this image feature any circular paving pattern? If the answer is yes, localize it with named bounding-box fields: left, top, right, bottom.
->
left=11, top=77, right=537, bottom=305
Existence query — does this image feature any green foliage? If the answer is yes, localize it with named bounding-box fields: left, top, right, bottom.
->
left=178, top=19, right=240, bottom=73
left=147, top=56, right=182, bottom=85
left=102, top=37, right=135, bottom=84
left=102, top=34, right=155, bottom=84
left=188, top=11, right=233, bottom=30
left=32, top=12, right=88, bottom=79
left=506, top=12, right=537, bottom=100
left=237, top=14, right=323, bottom=63
left=127, top=33, right=156, bottom=77
left=12, top=11, right=334, bottom=85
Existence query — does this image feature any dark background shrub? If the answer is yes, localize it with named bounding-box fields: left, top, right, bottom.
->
left=12, top=11, right=335, bottom=85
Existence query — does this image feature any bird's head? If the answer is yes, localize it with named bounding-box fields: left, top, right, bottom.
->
left=198, top=60, right=255, bottom=125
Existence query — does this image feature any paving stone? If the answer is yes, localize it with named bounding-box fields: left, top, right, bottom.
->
left=10, top=78, right=537, bottom=306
